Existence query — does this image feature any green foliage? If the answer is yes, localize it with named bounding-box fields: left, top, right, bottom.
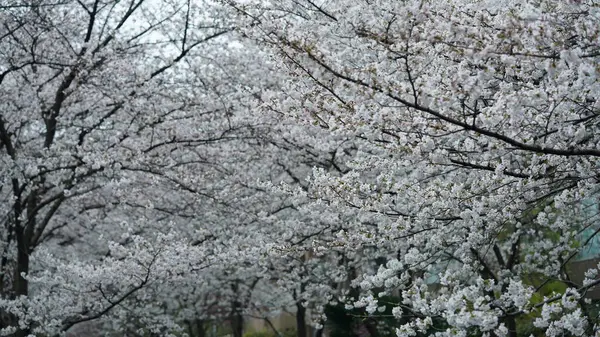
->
left=324, top=302, right=357, bottom=337
left=323, top=295, right=448, bottom=337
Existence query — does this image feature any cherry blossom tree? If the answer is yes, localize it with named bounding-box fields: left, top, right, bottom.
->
left=231, top=0, right=600, bottom=336
left=0, top=0, right=268, bottom=335
left=0, top=1, right=362, bottom=334
left=6, top=0, right=600, bottom=336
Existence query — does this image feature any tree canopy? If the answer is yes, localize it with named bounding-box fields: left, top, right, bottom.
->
left=1, top=0, right=600, bottom=337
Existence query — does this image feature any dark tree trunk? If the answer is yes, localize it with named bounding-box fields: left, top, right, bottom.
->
left=13, top=206, right=31, bottom=337
left=196, top=319, right=206, bottom=337
left=315, top=327, right=324, bottom=337
left=12, top=191, right=39, bottom=337
left=12, top=229, right=30, bottom=337
left=14, top=226, right=29, bottom=298
left=231, top=300, right=244, bottom=337
left=296, top=302, right=307, bottom=337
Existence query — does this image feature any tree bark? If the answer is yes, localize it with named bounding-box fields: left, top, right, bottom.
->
left=296, top=301, right=307, bottom=337
left=196, top=319, right=206, bottom=337
left=12, top=190, right=40, bottom=337
left=13, top=223, right=30, bottom=337
left=231, top=300, right=244, bottom=337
